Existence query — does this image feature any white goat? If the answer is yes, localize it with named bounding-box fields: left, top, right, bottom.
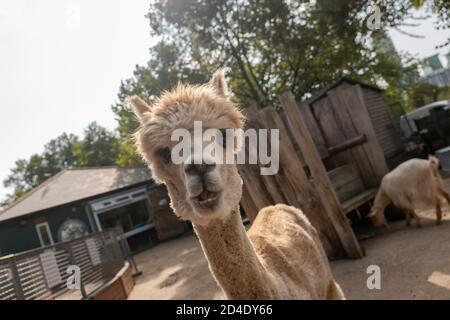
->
left=369, top=156, right=450, bottom=228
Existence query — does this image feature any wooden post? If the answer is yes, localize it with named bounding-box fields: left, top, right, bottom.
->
left=237, top=106, right=274, bottom=222
left=279, top=91, right=364, bottom=259
left=238, top=162, right=273, bottom=221
left=256, top=107, right=345, bottom=258
left=297, top=103, right=329, bottom=158
left=240, top=184, right=259, bottom=222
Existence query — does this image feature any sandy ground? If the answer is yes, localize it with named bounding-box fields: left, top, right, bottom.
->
left=129, top=180, right=450, bottom=300
left=128, top=232, right=223, bottom=300
left=333, top=208, right=450, bottom=299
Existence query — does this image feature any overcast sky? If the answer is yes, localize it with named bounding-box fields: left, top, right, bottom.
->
left=0, top=1, right=449, bottom=201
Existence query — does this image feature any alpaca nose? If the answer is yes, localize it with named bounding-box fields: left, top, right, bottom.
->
left=184, top=162, right=216, bottom=176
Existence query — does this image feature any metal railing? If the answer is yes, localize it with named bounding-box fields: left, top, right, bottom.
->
left=0, top=227, right=132, bottom=300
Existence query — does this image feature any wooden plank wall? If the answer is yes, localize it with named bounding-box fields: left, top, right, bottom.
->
left=361, top=87, right=403, bottom=160
left=239, top=85, right=392, bottom=259
left=311, top=85, right=389, bottom=187
left=239, top=104, right=350, bottom=259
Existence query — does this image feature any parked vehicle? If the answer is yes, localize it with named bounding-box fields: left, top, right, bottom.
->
left=399, top=100, right=450, bottom=153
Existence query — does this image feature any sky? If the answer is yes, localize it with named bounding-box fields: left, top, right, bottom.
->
left=0, top=2, right=449, bottom=201
left=0, top=0, right=154, bottom=201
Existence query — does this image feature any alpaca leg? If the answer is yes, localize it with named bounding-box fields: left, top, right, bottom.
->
left=436, top=200, right=442, bottom=225
left=326, top=280, right=346, bottom=300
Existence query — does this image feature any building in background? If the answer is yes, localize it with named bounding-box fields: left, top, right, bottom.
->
left=420, top=53, right=450, bottom=87
left=0, top=167, right=188, bottom=256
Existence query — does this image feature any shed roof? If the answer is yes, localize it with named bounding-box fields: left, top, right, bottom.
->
left=0, top=167, right=152, bottom=222
left=307, top=77, right=383, bottom=105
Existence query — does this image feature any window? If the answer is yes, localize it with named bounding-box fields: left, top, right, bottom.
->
left=97, top=200, right=152, bottom=233
left=36, top=222, right=54, bottom=247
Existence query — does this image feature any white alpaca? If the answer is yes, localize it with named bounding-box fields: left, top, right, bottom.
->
left=369, top=156, right=450, bottom=228
left=130, top=69, right=344, bottom=299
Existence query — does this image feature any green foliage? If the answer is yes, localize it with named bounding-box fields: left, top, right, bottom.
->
left=144, top=0, right=427, bottom=106
left=73, top=122, right=119, bottom=167
left=2, top=124, right=118, bottom=206
left=110, top=0, right=448, bottom=163
left=438, top=85, right=450, bottom=101
left=3, top=133, right=79, bottom=203
left=407, top=82, right=441, bottom=109
left=111, top=41, right=207, bottom=166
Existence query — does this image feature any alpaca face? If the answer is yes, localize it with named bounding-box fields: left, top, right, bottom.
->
left=131, top=69, right=245, bottom=225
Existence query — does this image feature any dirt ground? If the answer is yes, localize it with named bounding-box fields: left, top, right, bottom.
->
left=128, top=232, right=223, bottom=300
left=129, top=181, right=450, bottom=300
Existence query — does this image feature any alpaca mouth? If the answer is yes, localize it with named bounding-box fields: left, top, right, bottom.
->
left=192, top=190, right=220, bottom=208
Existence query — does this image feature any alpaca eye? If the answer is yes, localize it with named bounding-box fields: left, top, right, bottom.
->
left=157, top=147, right=171, bottom=163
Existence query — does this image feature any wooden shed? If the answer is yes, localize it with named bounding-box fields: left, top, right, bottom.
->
left=308, top=78, right=403, bottom=170
left=239, top=79, right=403, bottom=261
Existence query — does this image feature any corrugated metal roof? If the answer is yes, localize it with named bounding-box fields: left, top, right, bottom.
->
left=0, top=167, right=152, bottom=222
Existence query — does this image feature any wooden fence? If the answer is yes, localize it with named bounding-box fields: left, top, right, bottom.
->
left=0, top=228, right=132, bottom=300
left=238, top=90, right=389, bottom=260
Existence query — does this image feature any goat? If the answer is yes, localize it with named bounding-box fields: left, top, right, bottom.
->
left=369, top=156, right=450, bottom=228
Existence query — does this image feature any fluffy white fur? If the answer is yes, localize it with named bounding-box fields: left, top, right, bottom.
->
left=130, top=69, right=345, bottom=300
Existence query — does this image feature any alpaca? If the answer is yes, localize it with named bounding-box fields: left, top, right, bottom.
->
left=129, top=69, right=344, bottom=300
left=369, top=156, right=450, bottom=228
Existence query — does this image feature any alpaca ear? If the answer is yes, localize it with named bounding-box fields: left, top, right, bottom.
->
left=209, top=68, right=230, bottom=97
left=128, top=96, right=152, bottom=124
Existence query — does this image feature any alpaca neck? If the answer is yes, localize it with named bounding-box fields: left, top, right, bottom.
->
left=193, top=207, right=277, bottom=299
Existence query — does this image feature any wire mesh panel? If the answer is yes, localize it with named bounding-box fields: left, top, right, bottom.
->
left=0, top=228, right=127, bottom=300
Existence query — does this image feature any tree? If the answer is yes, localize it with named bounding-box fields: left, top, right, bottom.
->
left=141, top=0, right=448, bottom=117
left=43, top=133, right=79, bottom=172
left=2, top=133, right=79, bottom=204
left=407, top=82, right=441, bottom=109
left=2, top=124, right=118, bottom=206
left=144, top=0, right=435, bottom=106
left=112, top=41, right=207, bottom=166
left=73, top=122, right=119, bottom=167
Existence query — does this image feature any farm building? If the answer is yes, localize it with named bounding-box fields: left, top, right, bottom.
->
left=239, top=78, right=404, bottom=260
left=0, top=167, right=187, bottom=256
left=308, top=77, right=404, bottom=170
